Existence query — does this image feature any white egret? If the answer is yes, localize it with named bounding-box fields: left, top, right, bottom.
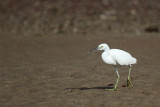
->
left=89, top=43, right=137, bottom=91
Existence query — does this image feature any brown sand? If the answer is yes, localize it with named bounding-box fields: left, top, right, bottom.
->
left=0, top=33, right=160, bottom=107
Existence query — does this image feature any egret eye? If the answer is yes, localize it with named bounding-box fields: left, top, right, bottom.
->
left=100, top=46, right=103, bottom=48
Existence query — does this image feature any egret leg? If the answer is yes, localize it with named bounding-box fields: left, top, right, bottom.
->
left=127, top=65, right=133, bottom=87
left=105, top=68, right=120, bottom=91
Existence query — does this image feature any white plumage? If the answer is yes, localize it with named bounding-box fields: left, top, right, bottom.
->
left=102, top=49, right=137, bottom=65
left=98, top=43, right=137, bottom=66
left=90, top=43, right=137, bottom=91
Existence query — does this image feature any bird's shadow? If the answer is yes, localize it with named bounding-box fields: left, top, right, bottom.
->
left=64, top=84, right=114, bottom=90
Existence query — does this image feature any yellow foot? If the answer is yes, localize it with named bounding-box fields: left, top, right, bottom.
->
left=127, top=78, right=133, bottom=87
left=105, top=85, right=118, bottom=91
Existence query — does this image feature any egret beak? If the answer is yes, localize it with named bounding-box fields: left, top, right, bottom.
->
left=88, top=47, right=98, bottom=54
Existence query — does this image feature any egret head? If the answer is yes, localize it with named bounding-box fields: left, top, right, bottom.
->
left=88, top=43, right=109, bottom=54
left=97, top=43, right=109, bottom=51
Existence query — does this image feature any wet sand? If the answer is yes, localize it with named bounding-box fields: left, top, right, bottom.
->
left=0, top=33, right=160, bottom=107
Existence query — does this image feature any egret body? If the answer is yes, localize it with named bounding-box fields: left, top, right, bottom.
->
left=91, top=43, right=137, bottom=91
